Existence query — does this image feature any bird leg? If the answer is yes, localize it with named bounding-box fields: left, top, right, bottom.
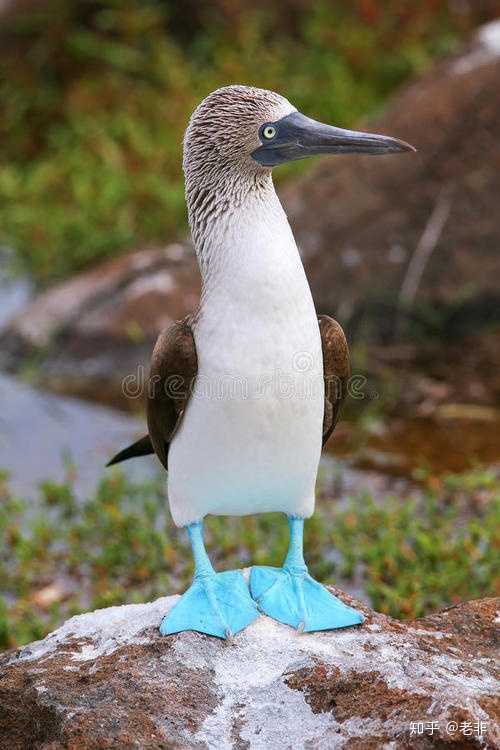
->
left=250, top=516, right=364, bottom=632
left=159, top=521, right=259, bottom=639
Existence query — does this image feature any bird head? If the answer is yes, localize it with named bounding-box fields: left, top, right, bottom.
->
left=183, top=85, right=415, bottom=187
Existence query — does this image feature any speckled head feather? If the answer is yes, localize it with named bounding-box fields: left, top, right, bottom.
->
left=183, top=86, right=295, bottom=246
left=184, top=85, right=295, bottom=183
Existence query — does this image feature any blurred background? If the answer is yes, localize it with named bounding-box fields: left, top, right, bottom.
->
left=1, top=0, right=499, bottom=649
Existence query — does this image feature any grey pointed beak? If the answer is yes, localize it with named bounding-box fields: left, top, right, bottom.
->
left=251, top=110, right=416, bottom=167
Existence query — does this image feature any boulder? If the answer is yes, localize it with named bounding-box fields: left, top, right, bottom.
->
left=0, top=590, right=498, bottom=749
left=0, top=244, right=199, bottom=408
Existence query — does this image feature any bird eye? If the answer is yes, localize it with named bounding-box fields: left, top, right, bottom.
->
left=262, top=125, right=277, bottom=140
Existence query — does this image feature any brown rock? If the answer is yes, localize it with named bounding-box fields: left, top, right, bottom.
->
left=0, top=244, right=199, bottom=409
left=0, top=592, right=498, bottom=749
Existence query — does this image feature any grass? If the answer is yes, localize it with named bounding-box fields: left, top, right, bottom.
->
left=1, top=465, right=498, bottom=651
left=0, top=0, right=486, bottom=283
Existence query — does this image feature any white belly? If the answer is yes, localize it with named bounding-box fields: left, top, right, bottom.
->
left=168, top=311, right=323, bottom=527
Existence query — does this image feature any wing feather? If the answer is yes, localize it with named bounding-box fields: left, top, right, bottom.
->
left=146, top=316, right=197, bottom=470
left=106, top=316, right=197, bottom=470
left=319, top=315, right=350, bottom=447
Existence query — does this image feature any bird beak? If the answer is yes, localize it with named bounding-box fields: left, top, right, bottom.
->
left=251, top=110, right=416, bottom=167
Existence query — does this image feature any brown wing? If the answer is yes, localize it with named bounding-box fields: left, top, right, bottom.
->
left=146, top=316, right=197, bottom=470
left=319, top=315, right=350, bottom=447
left=106, top=434, right=155, bottom=467
left=106, top=316, right=197, bottom=470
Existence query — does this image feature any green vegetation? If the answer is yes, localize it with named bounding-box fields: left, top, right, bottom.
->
left=0, top=0, right=490, bottom=283
left=1, top=466, right=498, bottom=651
left=334, top=468, right=500, bottom=618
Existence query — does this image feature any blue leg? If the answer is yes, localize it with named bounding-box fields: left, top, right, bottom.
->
left=250, top=516, right=364, bottom=632
left=160, top=521, right=259, bottom=639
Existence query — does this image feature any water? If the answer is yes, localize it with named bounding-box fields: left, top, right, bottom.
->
left=0, top=372, right=157, bottom=499
left=0, top=255, right=32, bottom=327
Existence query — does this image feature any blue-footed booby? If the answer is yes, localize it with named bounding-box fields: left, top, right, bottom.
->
left=108, top=85, right=415, bottom=638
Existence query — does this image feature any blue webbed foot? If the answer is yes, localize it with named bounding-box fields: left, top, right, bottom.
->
left=250, top=564, right=364, bottom=632
left=160, top=570, right=259, bottom=639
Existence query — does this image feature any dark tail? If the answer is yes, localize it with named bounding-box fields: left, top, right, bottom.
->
left=106, top=435, right=154, bottom=467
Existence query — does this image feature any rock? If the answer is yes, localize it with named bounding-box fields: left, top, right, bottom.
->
left=4, top=244, right=197, bottom=349
left=282, top=20, right=500, bottom=342
left=0, top=591, right=498, bottom=749
left=0, top=244, right=199, bottom=408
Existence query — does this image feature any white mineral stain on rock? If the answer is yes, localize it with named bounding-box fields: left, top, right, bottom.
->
left=191, top=618, right=333, bottom=749
left=125, top=271, right=175, bottom=299
left=189, top=603, right=497, bottom=747
left=478, top=19, right=500, bottom=56
left=453, top=19, right=500, bottom=74
left=13, top=595, right=177, bottom=664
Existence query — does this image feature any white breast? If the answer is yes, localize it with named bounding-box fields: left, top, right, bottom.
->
left=167, top=188, right=324, bottom=527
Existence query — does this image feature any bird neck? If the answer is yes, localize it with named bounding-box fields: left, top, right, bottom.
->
left=187, top=174, right=309, bottom=308
left=186, top=169, right=273, bottom=268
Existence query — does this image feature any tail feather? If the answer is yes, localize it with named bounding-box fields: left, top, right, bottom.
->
left=106, top=434, right=154, bottom=467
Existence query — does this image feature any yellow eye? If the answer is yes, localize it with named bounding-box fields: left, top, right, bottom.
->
left=263, top=125, right=276, bottom=140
